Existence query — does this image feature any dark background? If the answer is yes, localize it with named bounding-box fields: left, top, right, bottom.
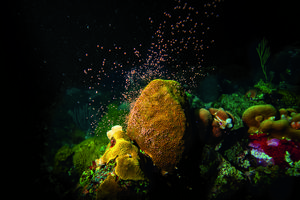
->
left=5, top=0, right=299, bottom=198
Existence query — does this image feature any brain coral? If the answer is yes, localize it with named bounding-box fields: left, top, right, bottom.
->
left=126, top=79, right=190, bottom=173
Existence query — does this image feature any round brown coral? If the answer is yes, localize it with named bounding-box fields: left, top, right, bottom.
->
left=126, top=79, right=190, bottom=173
left=259, top=118, right=300, bottom=141
left=242, top=104, right=277, bottom=134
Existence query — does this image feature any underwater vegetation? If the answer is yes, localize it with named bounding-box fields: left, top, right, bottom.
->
left=54, top=136, right=108, bottom=175
left=53, top=78, right=300, bottom=199
left=256, top=38, right=271, bottom=82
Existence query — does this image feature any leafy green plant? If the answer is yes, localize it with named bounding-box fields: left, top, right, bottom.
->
left=256, top=38, right=270, bottom=82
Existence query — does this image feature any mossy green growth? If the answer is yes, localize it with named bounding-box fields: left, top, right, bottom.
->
left=254, top=79, right=276, bottom=94
left=215, top=158, right=245, bottom=186
left=72, top=137, right=108, bottom=174
left=212, top=93, right=264, bottom=130
left=251, top=165, right=280, bottom=185
left=285, top=151, right=300, bottom=176
left=54, top=145, right=74, bottom=174
left=277, top=89, right=300, bottom=108
left=94, top=102, right=129, bottom=137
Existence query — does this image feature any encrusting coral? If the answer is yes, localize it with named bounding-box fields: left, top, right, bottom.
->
left=72, top=137, right=107, bottom=174
left=126, top=79, right=191, bottom=173
left=99, top=125, right=145, bottom=181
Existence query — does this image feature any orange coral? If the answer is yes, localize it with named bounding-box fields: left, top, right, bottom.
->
left=194, top=107, right=234, bottom=140
left=194, top=108, right=212, bottom=131
left=291, top=113, right=300, bottom=129
left=245, top=89, right=258, bottom=100
left=126, top=79, right=190, bottom=173
left=209, top=108, right=234, bottom=136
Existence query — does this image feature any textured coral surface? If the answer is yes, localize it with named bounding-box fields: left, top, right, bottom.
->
left=126, top=79, right=190, bottom=172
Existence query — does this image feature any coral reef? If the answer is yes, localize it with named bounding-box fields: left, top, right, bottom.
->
left=126, top=79, right=191, bottom=173
left=242, top=105, right=300, bottom=169
left=52, top=81, right=300, bottom=200
left=77, top=126, right=149, bottom=199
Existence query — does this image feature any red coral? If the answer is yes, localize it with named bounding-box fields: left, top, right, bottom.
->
left=249, top=133, right=300, bottom=169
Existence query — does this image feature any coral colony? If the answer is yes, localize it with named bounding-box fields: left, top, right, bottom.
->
left=53, top=0, right=300, bottom=199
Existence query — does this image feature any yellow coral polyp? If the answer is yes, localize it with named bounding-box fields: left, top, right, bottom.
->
left=99, top=125, right=146, bottom=181
left=115, top=154, right=145, bottom=180
left=101, top=139, right=138, bottom=163
left=107, top=125, right=123, bottom=140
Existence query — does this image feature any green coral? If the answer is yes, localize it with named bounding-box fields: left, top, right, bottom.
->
left=254, top=79, right=276, bottom=94
left=212, top=93, right=263, bottom=130
left=251, top=165, right=280, bottom=185
left=94, top=102, right=129, bottom=137
left=53, top=145, right=74, bottom=174
left=285, top=151, right=300, bottom=176
left=215, top=158, right=245, bottom=186
left=278, top=89, right=300, bottom=108
left=72, top=137, right=108, bottom=174
left=80, top=170, right=95, bottom=186
left=210, top=156, right=246, bottom=198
